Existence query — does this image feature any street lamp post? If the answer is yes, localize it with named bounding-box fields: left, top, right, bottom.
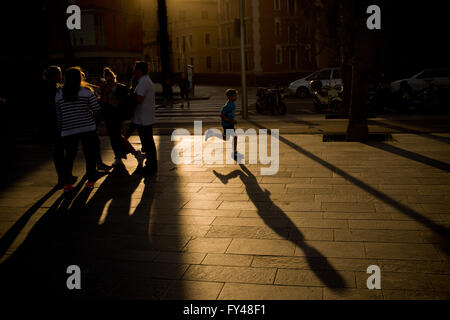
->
left=239, top=0, right=248, bottom=119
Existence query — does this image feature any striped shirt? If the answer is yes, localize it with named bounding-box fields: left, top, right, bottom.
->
left=55, top=87, right=101, bottom=137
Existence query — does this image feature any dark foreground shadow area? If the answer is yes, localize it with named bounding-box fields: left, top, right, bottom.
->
left=0, top=146, right=185, bottom=299
left=214, top=164, right=348, bottom=291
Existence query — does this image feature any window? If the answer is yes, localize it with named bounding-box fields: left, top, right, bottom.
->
left=227, top=28, right=231, bottom=46
left=176, top=37, right=179, bottom=49
left=288, top=24, right=296, bottom=43
left=182, top=36, right=186, bottom=51
left=276, top=46, right=282, bottom=64
left=189, top=35, right=193, bottom=47
left=226, top=2, right=230, bottom=20
left=288, top=0, right=295, bottom=14
left=228, top=53, right=232, bottom=72
left=201, top=10, right=208, bottom=19
left=290, top=48, right=297, bottom=70
left=206, top=56, right=212, bottom=69
left=205, top=33, right=211, bottom=45
left=332, top=69, right=341, bottom=80
left=274, top=0, right=280, bottom=10
left=179, top=10, right=186, bottom=21
left=190, top=57, right=194, bottom=66
left=275, top=19, right=281, bottom=37
left=317, top=70, right=332, bottom=80
left=177, top=58, right=181, bottom=71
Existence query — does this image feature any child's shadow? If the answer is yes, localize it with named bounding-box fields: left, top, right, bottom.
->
left=213, top=164, right=347, bottom=290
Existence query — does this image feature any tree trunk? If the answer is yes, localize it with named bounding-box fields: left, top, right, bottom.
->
left=346, top=33, right=370, bottom=141
left=157, top=0, right=170, bottom=80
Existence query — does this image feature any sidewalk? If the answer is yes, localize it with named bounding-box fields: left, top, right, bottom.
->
left=0, top=127, right=449, bottom=299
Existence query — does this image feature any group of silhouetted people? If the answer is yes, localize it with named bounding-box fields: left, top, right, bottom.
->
left=41, top=61, right=158, bottom=192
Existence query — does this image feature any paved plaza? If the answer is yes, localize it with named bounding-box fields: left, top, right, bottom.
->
left=0, top=116, right=449, bottom=300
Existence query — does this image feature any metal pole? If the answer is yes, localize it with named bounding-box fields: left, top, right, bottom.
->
left=239, top=0, right=248, bottom=119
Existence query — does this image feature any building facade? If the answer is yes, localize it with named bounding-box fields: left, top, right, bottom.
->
left=167, top=0, right=220, bottom=75
left=217, top=0, right=339, bottom=85
left=45, top=0, right=144, bottom=81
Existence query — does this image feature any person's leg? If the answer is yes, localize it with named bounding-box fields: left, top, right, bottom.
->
left=54, top=135, right=66, bottom=183
left=80, top=131, right=98, bottom=183
left=62, top=134, right=79, bottom=187
left=106, top=115, right=126, bottom=160
left=137, top=124, right=157, bottom=168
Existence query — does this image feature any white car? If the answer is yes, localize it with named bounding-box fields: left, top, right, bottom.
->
left=390, top=69, right=450, bottom=93
left=288, top=68, right=342, bottom=98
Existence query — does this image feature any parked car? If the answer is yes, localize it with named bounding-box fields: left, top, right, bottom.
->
left=287, top=68, right=342, bottom=98
left=390, top=69, right=450, bottom=93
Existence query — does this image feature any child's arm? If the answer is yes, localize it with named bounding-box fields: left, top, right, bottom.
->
left=220, top=114, right=237, bottom=124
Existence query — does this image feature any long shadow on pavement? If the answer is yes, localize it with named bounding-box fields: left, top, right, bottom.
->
left=0, top=137, right=185, bottom=299
left=249, top=120, right=450, bottom=255
left=213, top=164, right=348, bottom=291
left=364, top=141, right=450, bottom=172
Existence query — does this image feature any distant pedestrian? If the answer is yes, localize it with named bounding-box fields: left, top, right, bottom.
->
left=162, top=75, right=173, bottom=107
left=55, top=67, right=101, bottom=192
left=100, top=67, right=144, bottom=168
left=41, top=66, right=77, bottom=187
left=125, top=61, right=158, bottom=173
left=220, top=89, right=239, bottom=161
left=179, top=72, right=190, bottom=108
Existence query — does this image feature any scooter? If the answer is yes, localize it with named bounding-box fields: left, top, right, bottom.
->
left=256, top=87, right=287, bottom=115
left=310, top=80, right=343, bottom=113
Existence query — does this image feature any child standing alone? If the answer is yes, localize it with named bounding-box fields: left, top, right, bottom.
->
left=220, top=89, right=238, bottom=161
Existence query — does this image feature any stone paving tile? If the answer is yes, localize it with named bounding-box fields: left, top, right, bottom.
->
left=355, top=271, right=434, bottom=291
left=202, top=253, right=253, bottom=267
left=238, top=210, right=323, bottom=219
left=275, top=269, right=356, bottom=288
left=291, top=218, right=348, bottom=229
left=294, top=241, right=366, bottom=259
left=428, top=274, right=450, bottom=292
left=382, top=289, right=450, bottom=300
left=321, top=202, right=376, bottom=212
left=183, top=237, right=232, bottom=253
left=218, top=283, right=323, bottom=300
left=348, top=219, right=427, bottom=230
left=212, top=217, right=288, bottom=227
left=217, top=201, right=258, bottom=210
left=227, top=238, right=296, bottom=256
left=91, top=260, right=190, bottom=280
left=216, top=194, right=250, bottom=201
left=377, top=259, right=450, bottom=274
left=205, top=225, right=289, bottom=240
left=323, top=288, right=383, bottom=300
left=275, top=201, right=322, bottom=211
left=162, top=280, right=224, bottom=300
left=149, top=224, right=211, bottom=237
left=252, top=256, right=325, bottom=270
left=183, top=265, right=276, bottom=284
left=364, top=243, right=442, bottom=260
left=170, top=208, right=240, bottom=217
left=183, top=200, right=222, bottom=210
left=323, top=212, right=392, bottom=220
left=154, top=251, right=206, bottom=264
left=288, top=227, right=334, bottom=241
left=200, top=187, right=244, bottom=194
left=334, top=229, right=425, bottom=243
left=149, top=215, right=215, bottom=225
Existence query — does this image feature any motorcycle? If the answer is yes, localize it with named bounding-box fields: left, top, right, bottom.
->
left=256, top=87, right=287, bottom=115
left=310, top=80, right=343, bottom=113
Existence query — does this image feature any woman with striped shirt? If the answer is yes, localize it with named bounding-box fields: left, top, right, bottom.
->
left=55, top=67, right=101, bottom=192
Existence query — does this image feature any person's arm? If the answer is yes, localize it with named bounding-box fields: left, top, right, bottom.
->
left=134, top=79, right=148, bottom=104
left=88, top=91, right=101, bottom=117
